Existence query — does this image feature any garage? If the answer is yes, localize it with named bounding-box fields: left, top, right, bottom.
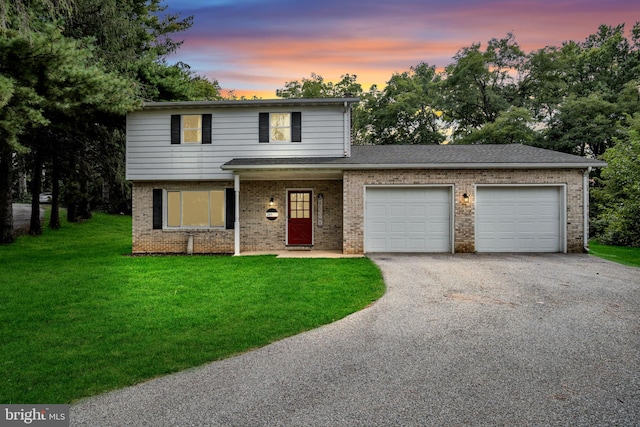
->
left=475, top=186, right=564, bottom=252
left=365, top=186, right=452, bottom=253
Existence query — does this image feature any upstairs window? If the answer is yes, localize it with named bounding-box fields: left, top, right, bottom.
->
left=171, top=114, right=212, bottom=144
left=182, top=115, right=202, bottom=143
left=259, top=112, right=301, bottom=143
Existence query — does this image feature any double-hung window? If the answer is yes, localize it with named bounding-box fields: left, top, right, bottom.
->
left=171, top=114, right=212, bottom=144
left=167, top=190, right=225, bottom=228
left=259, top=112, right=302, bottom=143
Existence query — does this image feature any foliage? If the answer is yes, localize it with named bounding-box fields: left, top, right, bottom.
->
left=457, top=107, right=535, bottom=145
left=363, top=63, right=445, bottom=145
left=440, top=33, right=525, bottom=140
left=0, top=0, right=220, bottom=243
left=593, top=114, right=640, bottom=247
left=0, top=22, right=138, bottom=241
left=0, top=212, right=385, bottom=403
left=541, top=93, right=622, bottom=156
left=276, top=73, right=362, bottom=99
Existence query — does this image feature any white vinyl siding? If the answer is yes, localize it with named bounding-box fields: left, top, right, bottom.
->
left=364, top=187, right=452, bottom=253
left=126, top=106, right=347, bottom=180
left=475, top=186, right=564, bottom=252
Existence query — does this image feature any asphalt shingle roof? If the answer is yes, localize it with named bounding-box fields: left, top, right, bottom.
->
left=222, top=144, right=606, bottom=170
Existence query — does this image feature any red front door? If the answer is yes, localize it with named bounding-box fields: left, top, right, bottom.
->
left=287, top=190, right=313, bottom=245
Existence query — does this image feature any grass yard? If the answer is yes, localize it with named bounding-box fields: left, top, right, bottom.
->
left=589, top=240, right=640, bottom=268
left=0, top=213, right=385, bottom=404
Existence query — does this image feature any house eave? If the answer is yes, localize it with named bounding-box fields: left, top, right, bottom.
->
left=140, top=98, right=360, bottom=110
left=222, top=162, right=606, bottom=171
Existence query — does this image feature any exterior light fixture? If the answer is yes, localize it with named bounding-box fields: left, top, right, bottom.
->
left=269, top=197, right=274, bottom=206
left=462, top=193, right=470, bottom=204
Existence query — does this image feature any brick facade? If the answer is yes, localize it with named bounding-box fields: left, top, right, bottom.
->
left=342, top=168, right=586, bottom=254
left=132, top=180, right=343, bottom=254
left=237, top=180, right=343, bottom=252
left=132, top=181, right=235, bottom=254
left=132, top=168, right=587, bottom=255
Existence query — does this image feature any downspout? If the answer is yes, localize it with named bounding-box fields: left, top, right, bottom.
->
left=234, top=174, right=240, bottom=255
left=583, top=167, right=591, bottom=252
left=343, top=101, right=351, bottom=157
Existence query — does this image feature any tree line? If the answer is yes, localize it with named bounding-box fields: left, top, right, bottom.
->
left=1, top=5, right=638, bottom=247
left=277, top=24, right=640, bottom=247
left=0, top=0, right=221, bottom=243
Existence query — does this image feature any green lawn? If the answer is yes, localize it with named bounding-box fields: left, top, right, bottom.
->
left=0, top=213, right=385, bottom=404
left=589, top=240, right=640, bottom=268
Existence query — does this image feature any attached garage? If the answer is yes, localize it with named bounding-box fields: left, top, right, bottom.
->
left=475, top=186, right=565, bottom=253
left=365, top=186, right=452, bottom=253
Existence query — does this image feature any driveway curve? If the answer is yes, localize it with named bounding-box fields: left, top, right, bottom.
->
left=71, top=254, right=640, bottom=426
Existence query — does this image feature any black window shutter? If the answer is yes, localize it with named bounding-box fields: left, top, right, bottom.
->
left=202, top=114, right=212, bottom=144
left=292, top=112, right=302, bottom=142
left=152, top=189, right=163, bottom=229
left=225, top=188, right=235, bottom=229
left=259, top=113, right=269, bottom=143
left=171, top=115, right=181, bottom=144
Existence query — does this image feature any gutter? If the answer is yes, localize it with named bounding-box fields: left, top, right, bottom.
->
left=221, top=162, right=607, bottom=171
left=584, top=167, right=592, bottom=252
left=141, top=98, right=361, bottom=110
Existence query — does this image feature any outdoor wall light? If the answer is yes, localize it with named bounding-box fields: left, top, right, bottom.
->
left=269, top=197, right=274, bottom=206
left=462, top=193, right=470, bottom=204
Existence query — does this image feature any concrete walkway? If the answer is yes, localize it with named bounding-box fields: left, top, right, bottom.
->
left=71, top=254, right=640, bottom=426
left=241, top=250, right=364, bottom=258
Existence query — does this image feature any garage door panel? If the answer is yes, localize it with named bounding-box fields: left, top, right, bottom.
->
left=365, top=187, right=451, bottom=253
left=408, top=221, right=426, bottom=233
left=368, top=205, right=387, bottom=218
left=390, top=222, right=406, bottom=233
left=476, top=187, right=562, bottom=252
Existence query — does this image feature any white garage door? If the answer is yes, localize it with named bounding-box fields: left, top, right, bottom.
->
left=476, top=186, right=563, bottom=252
left=365, top=187, right=451, bottom=252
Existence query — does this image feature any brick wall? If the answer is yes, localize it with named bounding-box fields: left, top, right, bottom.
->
left=132, top=180, right=343, bottom=254
left=133, top=168, right=587, bottom=255
left=342, top=168, right=586, bottom=254
left=238, top=180, right=343, bottom=252
left=132, top=181, right=235, bottom=254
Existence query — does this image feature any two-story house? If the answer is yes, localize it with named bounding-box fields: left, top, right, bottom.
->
left=126, top=97, right=605, bottom=255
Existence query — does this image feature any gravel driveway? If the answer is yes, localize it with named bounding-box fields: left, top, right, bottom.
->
left=71, top=254, right=640, bottom=426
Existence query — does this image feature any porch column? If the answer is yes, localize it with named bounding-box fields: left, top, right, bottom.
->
left=234, top=174, right=240, bottom=255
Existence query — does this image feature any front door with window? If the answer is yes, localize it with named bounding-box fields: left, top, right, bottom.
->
left=287, top=190, right=313, bottom=245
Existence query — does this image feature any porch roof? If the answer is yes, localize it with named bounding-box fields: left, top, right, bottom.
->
left=221, top=144, right=606, bottom=172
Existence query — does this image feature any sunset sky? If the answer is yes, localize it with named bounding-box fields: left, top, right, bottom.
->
left=162, top=0, right=637, bottom=98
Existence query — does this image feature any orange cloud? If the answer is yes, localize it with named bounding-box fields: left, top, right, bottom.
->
left=167, top=0, right=638, bottom=98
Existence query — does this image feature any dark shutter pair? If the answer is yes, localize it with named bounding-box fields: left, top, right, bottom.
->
left=152, top=188, right=235, bottom=229
left=171, top=114, right=212, bottom=144
left=259, top=112, right=301, bottom=143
